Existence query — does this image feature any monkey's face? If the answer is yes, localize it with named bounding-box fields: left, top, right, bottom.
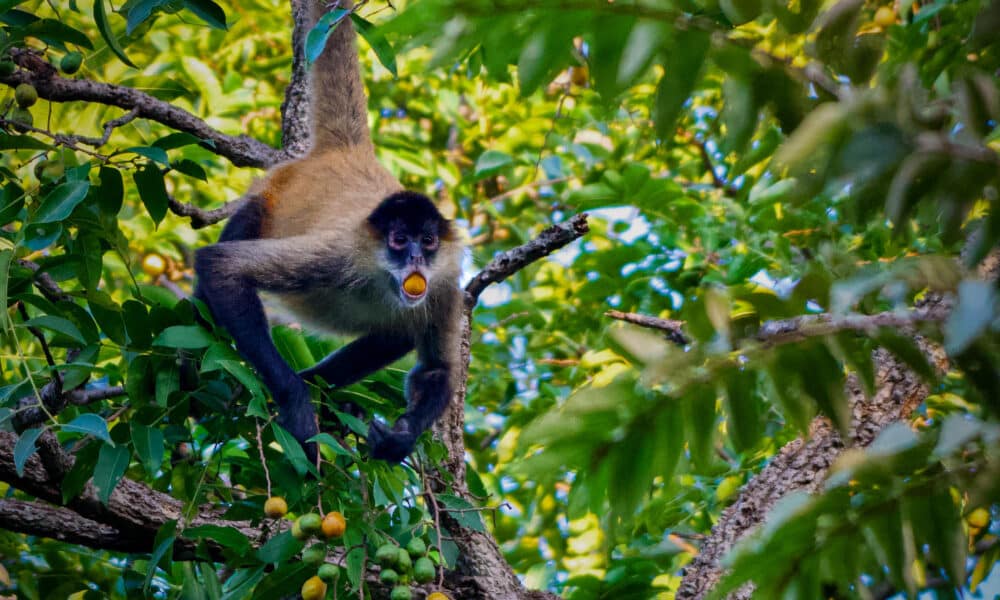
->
left=367, top=192, right=452, bottom=307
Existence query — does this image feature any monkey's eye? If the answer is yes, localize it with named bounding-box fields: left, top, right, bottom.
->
left=389, top=233, right=408, bottom=250
left=421, top=235, right=438, bottom=250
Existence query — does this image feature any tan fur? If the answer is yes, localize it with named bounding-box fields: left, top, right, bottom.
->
left=214, top=1, right=463, bottom=341
left=308, top=0, right=370, bottom=151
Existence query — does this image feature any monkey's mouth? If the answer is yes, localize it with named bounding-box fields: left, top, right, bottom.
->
left=401, top=272, right=428, bottom=303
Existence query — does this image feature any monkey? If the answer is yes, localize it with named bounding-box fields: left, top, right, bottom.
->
left=193, top=0, right=463, bottom=464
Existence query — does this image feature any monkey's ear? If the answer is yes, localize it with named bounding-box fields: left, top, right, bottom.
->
left=439, top=218, right=456, bottom=241
left=365, top=221, right=385, bottom=241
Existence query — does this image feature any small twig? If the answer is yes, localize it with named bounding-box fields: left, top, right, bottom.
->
left=679, top=131, right=738, bottom=196
left=15, top=259, right=70, bottom=303
left=255, top=420, right=272, bottom=497
left=17, top=303, right=59, bottom=378
left=606, top=310, right=689, bottom=346
left=464, top=213, right=590, bottom=306
left=488, top=176, right=571, bottom=205
left=167, top=195, right=247, bottom=229
left=0, top=118, right=110, bottom=159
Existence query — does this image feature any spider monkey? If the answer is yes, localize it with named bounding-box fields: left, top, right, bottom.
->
left=194, top=0, right=462, bottom=463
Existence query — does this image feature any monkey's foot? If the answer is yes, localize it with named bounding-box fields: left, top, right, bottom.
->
left=367, top=419, right=416, bottom=463
left=277, top=400, right=319, bottom=464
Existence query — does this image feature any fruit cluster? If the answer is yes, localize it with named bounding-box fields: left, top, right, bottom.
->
left=374, top=536, right=448, bottom=600
left=263, top=497, right=348, bottom=600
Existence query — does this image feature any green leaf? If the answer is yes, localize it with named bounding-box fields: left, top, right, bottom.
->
left=14, top=427, right=43, bottom=477
left=474, top=150, right=513, bottom=178
left=33, top=180, right=91, bottom=223
left=271, top=423, right=311, bottom=476
left=62, top=414, right=111, bottom=443
left=24, top=18, right=95, bottom=50
left=153, top=132, right=211, bottom=150
left=308, top=432, right=354, bottom=457
left=654, top=29, right=709, bottom=140
left=682, top=386, right=717, bottom=471
left=724, top=369, right=763, bottom=453
left=123, top=145, right=169, bottom=165
left=153, top=325, right=214, bottom=349
left=945, top=279, right=997, bottom=355
left=351, top=14, right=396, bottom=76
left=183, top=0, right=227, bottom=30
left=131, top=422, right=164, bottom=476
left=97, top=166, right=124, bottom=216
left=186, top=525, right=251, bottom=554
left=250, top=562, right=310, bottom=600
left=0, top=134, right=51, bottom=151
left=133, top=163, right=169, bottom=225
left=93, top=0, right=137, bottom=68
left=436, top=494, right=486, bottom=533
left=22, top=315, right=86, bottom=344
left=222, top=568, right=265, bottom=600
left=256, top=530, right=304, bottom=564
left=93, top=443, right=130, bottom=505
left=125, top=0, right=164, bottom=35
left=305, top=8, right=349, bottom=64
left=144, top=520, right=177, bottom=595
left=0, top=248, right=11, bottom=331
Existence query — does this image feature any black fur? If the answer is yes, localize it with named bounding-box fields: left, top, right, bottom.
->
left=367, top=191, right=450, bottom=240
left=194, top=193, right=454, bottom=465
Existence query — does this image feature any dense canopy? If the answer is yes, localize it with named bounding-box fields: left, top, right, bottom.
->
left=0, top=0, right=998, bottom=598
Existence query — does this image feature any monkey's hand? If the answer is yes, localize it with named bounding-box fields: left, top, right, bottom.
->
left=275, top=379, right=319, bottom=464
left=367, top=417, right=417, bottom=464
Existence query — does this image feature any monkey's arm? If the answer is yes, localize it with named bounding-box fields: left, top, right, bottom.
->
left=367, top=294, right=461, bottom=462
left=300, top=333, right=414, bottom=388
left=194, top=212, right=342, bottom=458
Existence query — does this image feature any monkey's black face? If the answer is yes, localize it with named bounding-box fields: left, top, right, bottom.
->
left=367, top=192, right=451, bottom=306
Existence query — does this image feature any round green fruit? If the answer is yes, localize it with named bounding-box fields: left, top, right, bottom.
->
left=14, top=83, right=37, bottom=108
left=396, top=548, right=412, bottom=571
left=60, top=51, right=83, bottom=74
left=379, top=568, right=399, bottom=585
left=302, top=544, right=326, bottom=566
left=405, top=538, right=426, bottom=557
left=0, top=60, right=15, bottom=77
left=317, top=563, right=340, bottom=582
left=390, top=586, right=412, bottom=600
left=375, top=543, right=398, bottom=566
left=297, top=513, right=323, bottom=535
left=413, top=557, right=435, bottom=584
left=291, top=520, right=309, bottom=541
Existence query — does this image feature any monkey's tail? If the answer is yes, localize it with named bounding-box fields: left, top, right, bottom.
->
left=306, top=0, right=371, bottom=151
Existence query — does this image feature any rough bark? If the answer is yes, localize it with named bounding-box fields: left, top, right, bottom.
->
left=676, top=295, right=955, bottom=598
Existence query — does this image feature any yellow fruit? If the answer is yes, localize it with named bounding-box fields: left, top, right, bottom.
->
left=569, top=65, right=589, bottom=87
left=321, top=511, right=346, bottom=538
left=428, top=593, right=451, bottom=600
left=403, top=273, right=426, bottom=296
left=263, top=496, right=288, bottom=518
left=874, top=6, right=895, bottom=27
left=300, top=575, right=327, bottom=600
left=142, top=254, right=166, bottom=277
left=967, top=507, right=990, bottom=529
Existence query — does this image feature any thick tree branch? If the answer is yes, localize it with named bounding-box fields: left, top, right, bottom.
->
left=280, top=0, right=314, bottom=159
left=2, top=50, right=280, bottom=168
left=606, top=305, right=950, bottom=348
left=676, top=295, right=954, bottom=598
left=426, top=214, right=589, bottom=600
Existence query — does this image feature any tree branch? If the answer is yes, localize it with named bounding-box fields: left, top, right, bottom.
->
left=2, top=50, right=280, bottom=168
left=167, top=195, right=247, bottom=229
left=464, top=213, right=590, bottom=306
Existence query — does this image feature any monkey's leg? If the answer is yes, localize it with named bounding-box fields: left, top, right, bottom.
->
left=300, top=333, right=414, bottom=387
left=301, top=333, right=413, bottom=430
left=368, top=363, right=452, bottom=463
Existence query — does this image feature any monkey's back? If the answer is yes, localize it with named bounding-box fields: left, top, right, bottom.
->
left=256, top=147, right=402, bottom=239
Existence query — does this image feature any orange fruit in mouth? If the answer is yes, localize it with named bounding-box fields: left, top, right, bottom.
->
left=403, top=273, right=427, bottom=296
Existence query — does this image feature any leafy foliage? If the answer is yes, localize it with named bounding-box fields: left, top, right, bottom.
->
left=0, top=0, right=998, bottom=598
